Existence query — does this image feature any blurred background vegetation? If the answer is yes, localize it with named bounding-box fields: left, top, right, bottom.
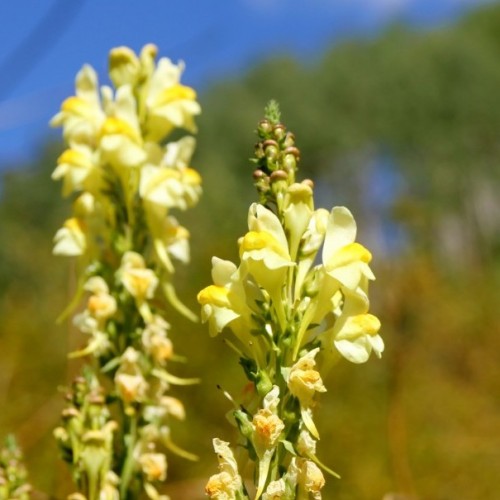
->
left=2, top=3, right=500, bottom=499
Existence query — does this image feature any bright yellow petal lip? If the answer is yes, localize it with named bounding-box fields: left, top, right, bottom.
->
left=197, top=285, right=231, bottom=307
left=100, top=117, right=141, bottom=143
left=160, top=84, right=197, bottom=104
left=57, top=149, right=92, bottom=168
left=61, top=96, right=92, bottom=116
left=239, top=231, right=289, bottom=259
left=326, top=242, right=372, bottom=269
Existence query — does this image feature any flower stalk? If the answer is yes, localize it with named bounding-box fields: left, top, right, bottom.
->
left=198, top=101, right=384, bottom=499
left=51, top=45, right=202, bottom=499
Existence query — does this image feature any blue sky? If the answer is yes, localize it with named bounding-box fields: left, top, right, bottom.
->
left=0, top=0, right=492, bottom=168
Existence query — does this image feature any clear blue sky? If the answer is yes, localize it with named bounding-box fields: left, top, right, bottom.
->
left=0, top=0, right=492, bottom=168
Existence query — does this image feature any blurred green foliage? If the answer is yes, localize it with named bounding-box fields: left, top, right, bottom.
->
left=2, top=3, right=500, bottom=499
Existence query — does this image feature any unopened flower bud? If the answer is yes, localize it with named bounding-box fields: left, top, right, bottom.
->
left=263, top=140, right=279, bottom=162
left=270, top=169, right=288, bottom=183
left=283, top=146, right=300, bottom=159
left=109, top=46, right=141, bottom=87
left=233, top=410, right=253, bottom=440
left=283, top=153, right=296, bottom=172
left=302, top=178, right=314, bottom=189
left=255, top=370, right=273, bottom=397
left=254, top=142, right=265, bottom=159
left=258, top=119, right=272, bottom=136
left=253, top=169, right=266, bottom=181
left=273, top=124, right=286, bottom=141
left=284, top=131, right=295, bottom=148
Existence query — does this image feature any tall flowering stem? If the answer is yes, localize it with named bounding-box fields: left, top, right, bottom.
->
left=51, top=45, right=201, bottom=499
left=198, top=102, right=384, bottom=499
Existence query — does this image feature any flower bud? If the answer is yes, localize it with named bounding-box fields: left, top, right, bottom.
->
left=273, top=123, right=286, bottom=141
left=233, top=409, right=253, bottom=440
left=263, top=140, right=279, bottom=162
left=109, top=46, right=141, bottom=87
left=258, top=119, right=272, bottom=136
left=255, top=369, right=273, bottom=397
left=284, top=131, right=296, bottom=148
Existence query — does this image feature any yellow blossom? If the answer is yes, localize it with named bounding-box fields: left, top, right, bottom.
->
left=139, top=452, right=167, bottom=482
left=119, top=252, right=159, bottom=302
left=114, top=347, right=148, bottom=404
left=329, top=288, right=384, bottom=364
left=52, top=144, right=99, bottom=196
left=108, top=46, right=141, bottom=87
left=239, top=204, right=294, bottom=328
left=206, top=438, right=243, bottom=500
left=284, top=348, right=326, bottom=439
left=144, top=58, right=201, bottom=142
left=99, top=86, right=146, bottom=170
left=286, top=348, right=326, bottom=408
left=53, top=217, right=87, bottom=256
left=297, top=459, right=325, bottom=500
left=50, top=64, right=105, bottom=145
left=140, top=136, right=201, bottom=210
left=322, top=207, right=375, bottom=291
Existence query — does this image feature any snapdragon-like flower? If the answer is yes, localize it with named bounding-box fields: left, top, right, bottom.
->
left=53, top=217, right=87, bottom=256
left=205, top=439, right=245, bottom=500
left=200, top=104, right=382, bottom=499
left=283, top=348, right=326, bottom=439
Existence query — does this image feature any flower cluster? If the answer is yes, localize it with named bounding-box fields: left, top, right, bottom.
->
left=51, top=45, right=201, bottom=499
left=198, top=103, right=383, bottom=498
left=0, top=436, right=32, bottom=500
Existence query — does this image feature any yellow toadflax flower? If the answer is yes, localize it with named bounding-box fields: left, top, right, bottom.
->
left=50, top=64, right=105, bottom=146
left=284, top=348, right=326, bottom=439
left=53, top=217, right=87, bottom=256
left=119, top=251, right=159, bottom=302
left=205, top=438, right=244, bottom=500
left=144, top=58, right=201, bottom=142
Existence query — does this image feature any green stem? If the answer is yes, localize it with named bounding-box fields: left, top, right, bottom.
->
left=119, top=411, right=138, bottom=498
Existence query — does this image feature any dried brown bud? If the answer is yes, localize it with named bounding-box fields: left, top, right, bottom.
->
left=270, top=170, right=288, bottom=182
left=283, top=146, right=300, bottom=158
left=253, top=169, right=266, bottom=180
left=302, top=179, right=314, bottom=189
